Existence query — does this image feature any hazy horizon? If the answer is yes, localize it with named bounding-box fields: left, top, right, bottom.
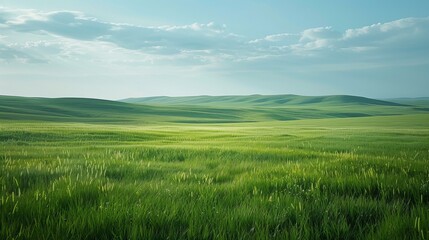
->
left=1, top=1, right=429, bottom=99
left=2, top=93, right=429, bottom=102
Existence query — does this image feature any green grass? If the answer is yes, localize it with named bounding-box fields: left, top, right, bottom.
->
left=1, top=112, right=429, bottom=239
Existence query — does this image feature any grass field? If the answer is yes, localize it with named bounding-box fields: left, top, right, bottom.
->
left=1, top=95, right=429, bottom=239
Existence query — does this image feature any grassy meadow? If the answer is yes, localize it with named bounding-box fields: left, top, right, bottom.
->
left=1, top=95, right=429, bottom=239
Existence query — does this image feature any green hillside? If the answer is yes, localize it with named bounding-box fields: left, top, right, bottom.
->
left=386, top=97, right=429, bottom=107
left=0, top=95, right=427, bottom=124
left=121, top=94, right=426, bottom=121
left=122, top=94, right=405, bottom=107
left=0, top=95, right=247, bottom=123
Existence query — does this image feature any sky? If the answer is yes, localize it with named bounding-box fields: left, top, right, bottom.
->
left=0, top=0, right=428, bottom=99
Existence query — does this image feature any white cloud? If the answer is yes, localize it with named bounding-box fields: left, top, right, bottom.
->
left=0, top=7, right=247, bottom=69
left=340, top=17, right=429, bottom=52
left=1, top=8, right=237, bottom=52
left=0, top=7, right=428, bottom=74
left=249, top=33, right=300, bottom=45
left=300, top=26, right=340, bottom=42
left=0, top=41, right=48, bottom=63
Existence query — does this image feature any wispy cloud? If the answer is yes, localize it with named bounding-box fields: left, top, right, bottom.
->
left=0, top=42, right=47, bottom=63
left=251, top=17, right=429, bottom=54
left=1, top=6, right=428, bottom=69
left=1, top=8, right=239, bottom=60
left=0, top=6, right=428, bottom=98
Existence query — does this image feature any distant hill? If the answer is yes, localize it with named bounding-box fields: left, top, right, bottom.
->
left=0, top=95, right=248, bottom=123
left=0, top=94, right=425, bottom=124
left=122, top=94, right=405, bottom=107
left=385, top=97, right=429, bottom=107
left=0, top=95, right=140, bottom=122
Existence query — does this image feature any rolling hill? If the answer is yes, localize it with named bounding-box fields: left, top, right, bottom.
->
left=122, top=94, right=406, bottom=107
left=0, top=94, right=427, bottom=124
left=386, top=97, right=429, bottom=107
left=0, top=95, right=256, bottom=123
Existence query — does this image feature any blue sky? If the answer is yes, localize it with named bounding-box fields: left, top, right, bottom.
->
left=1, top=1, right=428, bottom=99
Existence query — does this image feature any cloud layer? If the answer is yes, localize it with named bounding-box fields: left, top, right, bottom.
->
left=1, top=7, right=428, bottom=98
left=2, top=7, right=428, bottom=65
